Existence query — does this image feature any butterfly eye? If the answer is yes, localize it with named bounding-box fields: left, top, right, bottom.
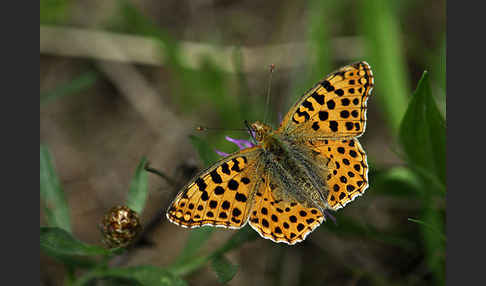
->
left=250, top=121, right=271, bottom=142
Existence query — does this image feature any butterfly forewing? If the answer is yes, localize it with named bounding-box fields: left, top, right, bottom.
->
left=167, top=147, right=263, bottom=229
left=280, top=61, right=374, bottom=139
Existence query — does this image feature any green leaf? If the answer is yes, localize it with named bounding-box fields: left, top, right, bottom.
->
left=399, top=72, right=445, bottom=285
left=370, top=167, right=424, bottom=197
left=399, top=71, right=446, bottom=188
left=211, top=255, right=238, bottom=284
left=41, top=227, right=112, bottom=257
left=75, top=266, right=187, bottom=286
left=189, top=135, right=221, bottom=167
left=126, top=157, right=149, bottom=214
left=40, top=145, right=71, bottom=233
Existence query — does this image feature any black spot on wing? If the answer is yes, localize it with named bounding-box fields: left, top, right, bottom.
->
left=319, top=111, right=328, bottom=121
left=322, top=80, right=334, bottom=92
left=232, top=208, right=242, bottom=217
left=335, top=89, right=344, bottom=96
left=296, top=109, right=310, bottom=121
left=210, top=170, right=222, bottom=184
left=228, top=179, right=239, bottom=190
left=195, top=178, right=207, bottom=191
left=302, top=100, right=314, bottom=111
left=222, top=201, right=230, bottom=210
left=231, top=159, right=241, bottom=172
left=345, top=122, right=354, bottom=130
left=214, top=186, right=225, bottom=195
left=311, top=91, right=325, bottom=104
left=329, top=121, right=338, bottom=132
left=327, top=100, right=336, bottom=110
left=235, top=193, right=247, bottom=202
left=221, top=163, right=230, bottom=175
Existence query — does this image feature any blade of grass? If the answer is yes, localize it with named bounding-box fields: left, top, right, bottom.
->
left=287, top=0, right=333, bottom=109
left=359, top=0, right=410, bottom=135
left=421, top=205, right=445, bottom=285
left=307, top=0, right=333, bottom=80
left=40, top=145, right=72, bottom=233
left=408, top=218, right=446, bottom=241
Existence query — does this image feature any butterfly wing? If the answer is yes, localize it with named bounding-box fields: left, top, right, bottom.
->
left=248, top=172, right=325, bottom=245
left=167, top=146, right=263, bottom=229
left=307, top=138, right=369, bottom=210
left=279, top=61, right=374, bottom=139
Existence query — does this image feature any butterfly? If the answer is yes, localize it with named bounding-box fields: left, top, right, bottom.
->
left=167, top=61, right=374, bottom=245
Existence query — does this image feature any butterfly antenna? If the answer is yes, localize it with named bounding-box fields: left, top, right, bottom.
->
left=263, top=64, right=275, bottom=124
left=195, top=125, right=247, bottom=132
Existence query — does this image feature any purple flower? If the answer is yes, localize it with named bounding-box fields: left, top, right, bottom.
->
left=215, top=150, right=230, bottom=157
left=225, top=136, right=254, bottom=149
left=215, top=135, right=255, bottom=157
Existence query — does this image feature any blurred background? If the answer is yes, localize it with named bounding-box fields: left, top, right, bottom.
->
left=40, top=0, right=446, bottom=285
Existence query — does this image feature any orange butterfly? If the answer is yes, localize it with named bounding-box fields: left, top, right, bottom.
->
left=167, top=62, right=374, bottom=244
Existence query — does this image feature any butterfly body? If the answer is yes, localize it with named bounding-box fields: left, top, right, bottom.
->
left=252, top=121, right=330, bottom=212
left=167, top=61, right=374, bottom=244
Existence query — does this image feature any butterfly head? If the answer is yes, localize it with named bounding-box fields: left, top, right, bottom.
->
left=250, top=121, right=273, bottom=143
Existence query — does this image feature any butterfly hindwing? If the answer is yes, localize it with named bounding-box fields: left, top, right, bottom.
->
left=248, top=173, right=325, bottom=245
left=280, top=61, right=374, bottom=139
left=167, top=147, right=262, bottom=229
left=307, top=138, right=369, bottom=210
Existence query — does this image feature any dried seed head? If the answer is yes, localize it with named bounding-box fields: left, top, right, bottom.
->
left=101, top=205, right=142, bottom=248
